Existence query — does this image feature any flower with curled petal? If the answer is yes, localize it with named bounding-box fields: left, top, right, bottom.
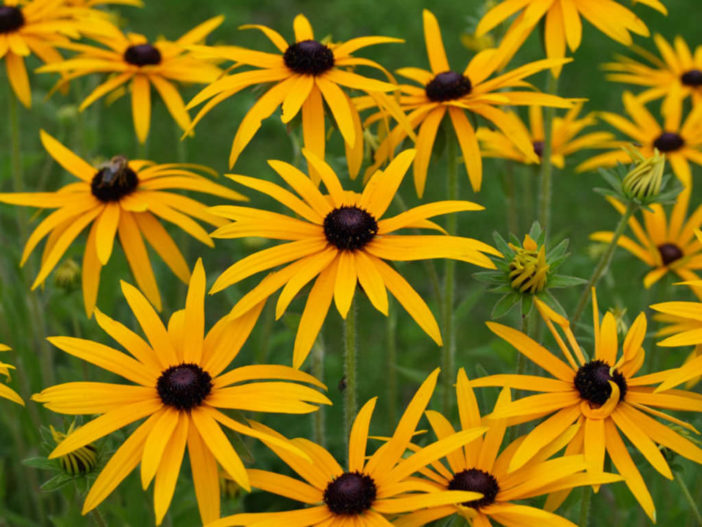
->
left=472, top=290, right=702, bottom=522
left=0, top=344, right=23, bottom=405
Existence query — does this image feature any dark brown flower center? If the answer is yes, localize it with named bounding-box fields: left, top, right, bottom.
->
left=124, top=43, right=162, bottom=66
left=425, top=71, right=472, bottom=102
left=653, top=132, right=685, bottom=153
left=323, top=472, right=376, bottom=515
left=324, top=206, right=378, bottom=250
left=0, top=6, right=24, bottom=33
left=90, top=156, right=139, bottom=202
left=681, top=69, right=702, bottom=87
left=532, top=140, right=545, bottom=157
left=448, top=468, right=499, bottom=509
left=658, top=243, right=684, bottom=266
left=284, top=40, right=334, bottom=75
left=574, top=360, right=627, bottom=406
left=156, top=363, right=212, bottom=410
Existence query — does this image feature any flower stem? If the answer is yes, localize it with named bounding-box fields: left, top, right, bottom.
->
left=676, top=470, right=702, bottom=526
left=386, top=301, right=398, bottom=425
left=8, top=90, right=27, bottom=238
left=537, top=73, right=559, bottom=238
left=311, top=336, right=326, bottom=447
left=579, top=486, right=592, bottom=527
left=441, top=133, right=458, bottom=414
left=572, top=202, right=637, bottom=324
left=502, top=160, right=519, bottom=235
left=343, top=299, right=357, bottom=451
left=91, top=507, right=108, bottom=527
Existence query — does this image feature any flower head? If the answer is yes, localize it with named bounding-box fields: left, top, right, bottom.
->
left=579, top=92, right=702, bottom=185
left=364, top=10, right=573, bottom=195
left=476, top=103, right=614, bottom=168
left=604, top=34, right=702, bottom=115
left=0, top=131, right=246, bottom=315
left=473, top=291, right=702, bottom=521
left=621, top=146, right=666, bottom=200
left=208, top=369, right=488, bottom=527
left=475, top=0, right=665, bottom=76
left=395, top=369, right=621, bottom=527
left=50, top=423, right=98, bottom=476
left=0, top=0, right=114, bottom=107
left=33, top=260, right=330, bottom=525
left=209, top=148, right=500, bottom=368
left=590, top=185, right=702, bottom=298
left=0, top=343, right=23, bottom=405
left=38, top=17, right=223, bottom=142
left=186, top=14, right=403, bottom=179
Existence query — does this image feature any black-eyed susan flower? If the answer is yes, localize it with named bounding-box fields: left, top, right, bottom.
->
left=394, top=369, right=621, bottom=527
left=38, top=17, right=223, bottom=143
left=33, top=260, right=331, bottom=525
left=473, top=292, right=702, bottom=521
left=49, top=423, right=99, bottom=476
left=578, top=92, right=702, bottom=184
left=0, top=0, right=113, bottom=107
left=364, top=9, right=572, bottom=195
left=0, top=343, right=23, bottom=405
left=0, top=130, right=245, bottom=315
left=476, top=103, right=614, bottom=168
left=604, top=34, right=702, bottom=114
left=590, top=185, right=702, bottom=298
left=474, top=0, right=665, bottom=75
left=209, top=148, right=500, bottom=368
left=208, top=369, right=488, bottom=527
left=652, top=287, right=702, bottom=390
left=186, top=13, right=402, bottom=179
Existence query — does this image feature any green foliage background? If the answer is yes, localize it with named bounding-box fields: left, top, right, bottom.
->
left=0, top=0, right=700, bottom=525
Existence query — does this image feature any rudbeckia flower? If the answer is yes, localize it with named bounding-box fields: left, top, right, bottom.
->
left=590, top=185, right=702, bottom=298
left=578, top=92, right=702, bottom=184
left=38, top=17, right=223, bottom=143
left=0, top=130, right=245, bottom=315
left=395, top=369, right=621, bottom=527
left=0, top=344, right=23, bottom=405
left=474, top=0, right=666, bottom=75
left=604, top=34, right=702, bottom=114
left=186, top=13, right=402, bottom=179
left=652, top=285, right=702, bottom=390
left=0, top=0, right=113, bottom=107
left=364, top=10, right=572, bottom=195
left=476, top=103, right=614, bottom=168
left=208, top=369, right=488, bottom=527
left=33, top=260, right=331, bottom=525
left=209, top=148, right=500, bottom=368
left=473, top=292, right=702, bottom=521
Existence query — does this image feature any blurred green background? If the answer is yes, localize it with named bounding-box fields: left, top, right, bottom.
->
left=0, top=0, right=700, bottom=525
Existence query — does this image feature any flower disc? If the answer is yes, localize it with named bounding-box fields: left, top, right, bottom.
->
left=323, top=472, right=377, bottom=515
left=90, top=156, right=139, bottom=202
left=156, top=363, right=212, bottom=410
left=448, top=468, right=499, bottom=509
left=658, top=243, right=684, bottom=266
left=425, top=71, right=472, bottom=102
left=283, top=40, right=334, bottom=75
left=653, top=132, right=685, bottom=153
left=323, top=206, right=378, bottom=250
left=681, top=69, right=702, bottom=87
left=124, top=44, right=162, bottom=66
left=0, top=6, right=24, bottom=33
left=574, top=360, right=627, bottom=406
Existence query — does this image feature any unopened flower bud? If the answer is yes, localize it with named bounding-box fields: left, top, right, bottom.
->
left=622, top=146, right=665, bottom=200
left=508, top=234, right=549, bottom=294
left=50, top=424, right=97, bottom=476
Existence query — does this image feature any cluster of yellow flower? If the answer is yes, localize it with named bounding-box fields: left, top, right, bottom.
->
left=0, top=0, right=700, bottom=526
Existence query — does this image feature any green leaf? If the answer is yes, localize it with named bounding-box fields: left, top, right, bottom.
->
left=472, top=271, right=505, bottom=285
left=40, top=474, right=73, bottom=492
left=491, top=293, right=520, bottom=319
left=548, top=274, right=587, bottom=288
left=491, top=231, right=513, bottom=258
left=22, top=457, right=57, bottom=471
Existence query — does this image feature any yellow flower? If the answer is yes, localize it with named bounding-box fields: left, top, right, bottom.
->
left=590, top=185, right=702, bottom=298
left=38, top=17, right=223, bottom=143
left=364, top=9, right=572, bottom=195
left=475, top=0, right=666, bottom=75
left=0, top=343, right=23, bottom=405
left=208, top=369, right=487, bottom=527
left=33, top=260, right=331, bottom=525
left=395, top=369, right=621, bottom=527
left=476, top=103, right=614, bottom=168
left=473, top=292, right=702, bottom=521
left=578, top=92, right=702, bottom=185
left=604, top=34, right=702, bottom=115
left=0, top=0, right=113, bottom=107
left=209, top=148, right=500, bottom=368
left=0, top=131, right=245, bottom=315
left=186, top=13, right=402, bottom=179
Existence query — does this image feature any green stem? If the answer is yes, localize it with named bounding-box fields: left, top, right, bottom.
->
left=572, top=203, right=637, bottom=324
left=503, top=161, right=519, bottom=235
left=311, top=336, right=326, bottom=447
left=386, top=301, right=398, bottom=425
left=343, top=299, right=357, bottom=452
left=9, top=91, right=26, bottom=239
left=537, top=73, right=559, bottom=237
left=441, top=134, right=458, bottom=414
left=676, top=470, right=702, bottom=526
left=579, top=486, right=592, bottom=527
left=91, top=507, right=108, bottom=527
